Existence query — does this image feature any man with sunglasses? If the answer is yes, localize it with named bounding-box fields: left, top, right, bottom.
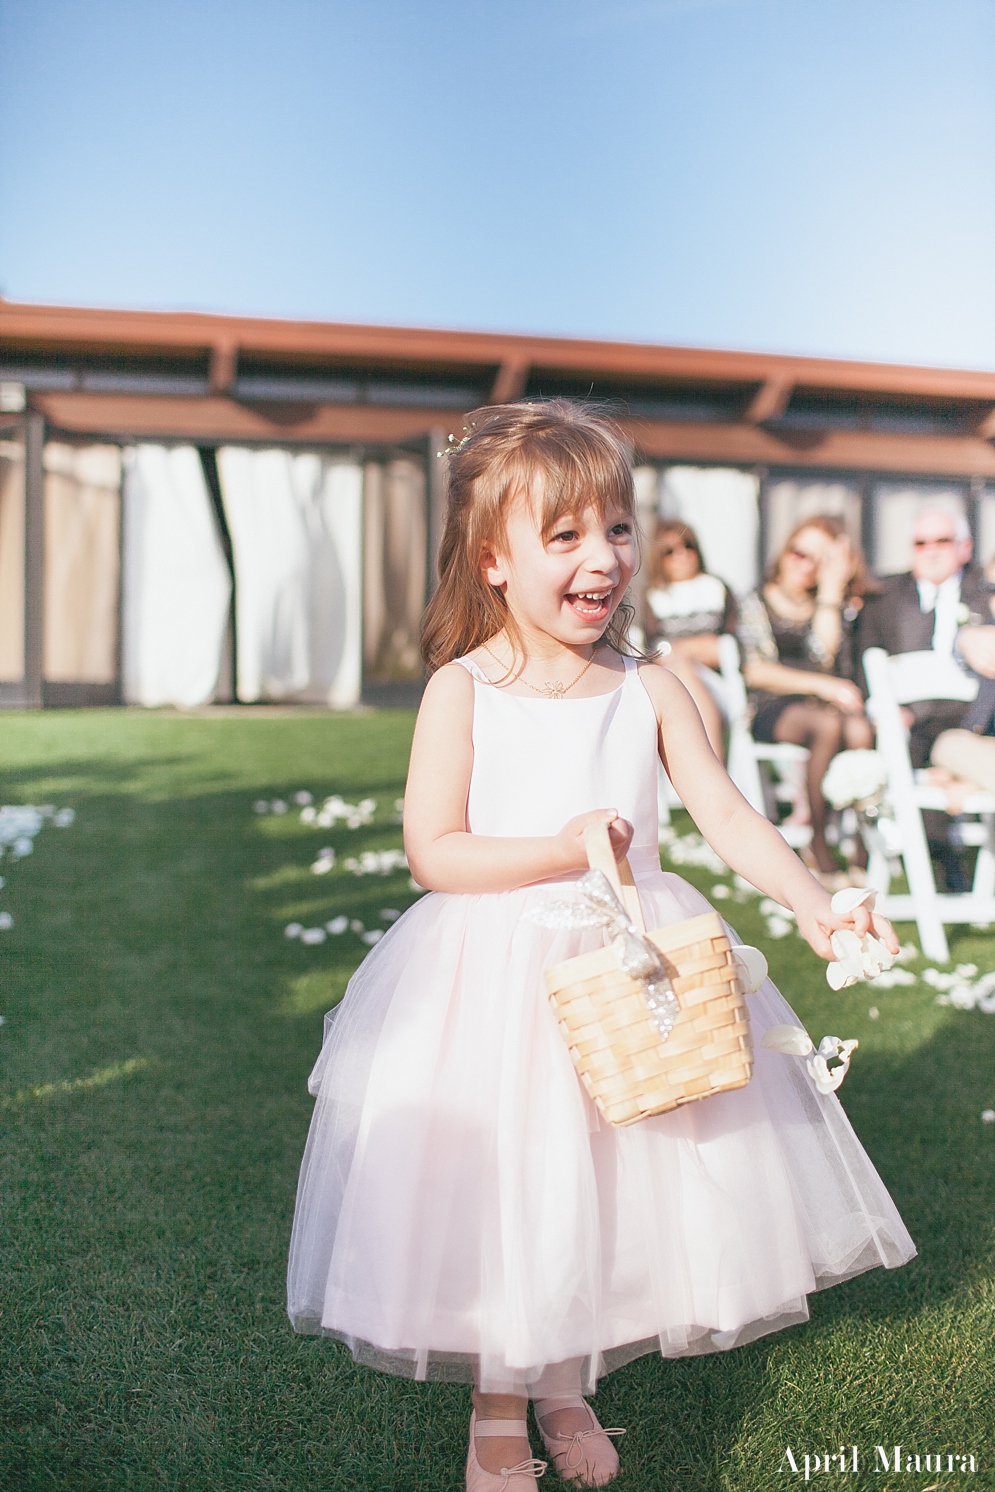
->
left=856, top=507, right=994, bottom=767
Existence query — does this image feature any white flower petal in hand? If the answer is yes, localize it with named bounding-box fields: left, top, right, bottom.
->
left=830, top=886, right=877, bottom=917
left=761, top=1024, right=814, bottom=1056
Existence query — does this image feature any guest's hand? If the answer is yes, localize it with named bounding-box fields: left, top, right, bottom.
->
left=816, top=534, right=857, bottom=604
left=814, top=676, right=865, bottom=715
left=957, top=625, right=995, bottom=678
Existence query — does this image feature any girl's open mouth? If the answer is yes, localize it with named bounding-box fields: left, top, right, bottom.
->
left=566, top=590, right=612, bottom=621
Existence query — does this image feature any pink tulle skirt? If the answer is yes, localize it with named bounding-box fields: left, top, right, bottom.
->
left=287, top=869, right=915, bottom=1394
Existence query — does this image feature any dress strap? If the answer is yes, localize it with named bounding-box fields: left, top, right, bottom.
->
left=454, top=655, right=490, bottom=683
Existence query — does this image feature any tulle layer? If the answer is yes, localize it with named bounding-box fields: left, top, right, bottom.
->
left=287, top=870, right=916, bottom=1394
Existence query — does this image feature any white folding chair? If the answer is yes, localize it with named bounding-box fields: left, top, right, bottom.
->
left=718, top=633, right=812, bottom=848
left=863, top=646, right=995, bottom=962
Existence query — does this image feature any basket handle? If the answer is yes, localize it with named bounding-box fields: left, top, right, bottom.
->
left=582, top=820, right=646, bottom=932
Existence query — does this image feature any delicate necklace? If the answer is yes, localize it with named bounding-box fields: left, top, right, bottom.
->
left=482, top=644, right=598, bottom=699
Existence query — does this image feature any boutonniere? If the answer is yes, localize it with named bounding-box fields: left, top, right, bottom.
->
left=956, top=602, right=972, bottom=626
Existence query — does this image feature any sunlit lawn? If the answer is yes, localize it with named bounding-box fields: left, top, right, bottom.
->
left=1, top=710, right=993, bottom=1490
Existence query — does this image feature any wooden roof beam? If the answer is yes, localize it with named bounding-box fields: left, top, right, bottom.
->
left=489, top=358, right=530, bottom=404
left=743, top=377, right=793, bottom=424
left=209, top=340, right=238, bottom=395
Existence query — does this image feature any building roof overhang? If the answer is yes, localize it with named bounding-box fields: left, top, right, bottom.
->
left=3, top=299, right=995, bottom=476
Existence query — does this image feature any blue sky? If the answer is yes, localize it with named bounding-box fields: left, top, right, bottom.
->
left=1, top=0, right=993, bottom=368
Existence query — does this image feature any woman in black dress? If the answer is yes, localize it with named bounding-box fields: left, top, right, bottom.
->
left=738, top=516, right=874, bottom=881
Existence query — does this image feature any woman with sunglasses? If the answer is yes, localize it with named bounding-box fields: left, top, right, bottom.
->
left=738, top=516, right=875, bottom=885
left=643, top=520, right=737, bottom=758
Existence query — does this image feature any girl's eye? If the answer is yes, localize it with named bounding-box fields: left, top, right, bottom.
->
left=551, top=530, right=578, bottom=543
left=611, top=522, right=632, bottom=537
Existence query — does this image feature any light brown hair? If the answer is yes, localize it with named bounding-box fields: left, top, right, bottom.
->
left=769, top=514, right=878, bottom=599
left=421, top=400, right=637, bottom=674
left=647, top=519, right=704, bottom=588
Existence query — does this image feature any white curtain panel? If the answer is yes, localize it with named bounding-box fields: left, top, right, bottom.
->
left=217, top=448, right=362, bottom=706
left=660, top=466, right=760, bottom=595
left=872, top=482, right=968, bottom=576
left=121, top=445, right=232, bottom=707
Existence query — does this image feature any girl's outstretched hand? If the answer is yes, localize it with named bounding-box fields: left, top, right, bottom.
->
left=794, top=886, right=899, bottom=962
left=556, top=809, right=634, bottom=871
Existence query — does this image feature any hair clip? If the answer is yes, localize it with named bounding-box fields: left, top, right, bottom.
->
left=438, top=427, right=475, bottom=458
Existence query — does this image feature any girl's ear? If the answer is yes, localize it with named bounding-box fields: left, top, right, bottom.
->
left=480, top=541, right=507, bottom=592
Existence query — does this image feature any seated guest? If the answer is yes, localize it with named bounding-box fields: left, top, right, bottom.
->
left=856, top=507, right=992, bottom=766
left=643, top=519, right=737, bottom=758
left=738, top=516, right=873, bottom=883
left=927, top=626, right=995, bottom=805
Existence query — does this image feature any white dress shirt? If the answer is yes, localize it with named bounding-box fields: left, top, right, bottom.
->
left=917, top=571, right=962, bottom=656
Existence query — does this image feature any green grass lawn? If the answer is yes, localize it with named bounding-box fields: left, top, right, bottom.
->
left=1, top=709, right=993, bottom=1491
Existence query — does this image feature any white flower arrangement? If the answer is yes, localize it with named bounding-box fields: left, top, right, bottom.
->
left=821, top=750, right=889, bottom=811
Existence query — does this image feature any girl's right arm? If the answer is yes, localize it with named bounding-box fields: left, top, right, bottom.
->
left=402, top=663, right=632, bottom=894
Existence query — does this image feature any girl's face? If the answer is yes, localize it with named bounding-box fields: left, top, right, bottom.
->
left=482, top=491, right=637, bottom=648
left=657, top=532, right=701, bottom=583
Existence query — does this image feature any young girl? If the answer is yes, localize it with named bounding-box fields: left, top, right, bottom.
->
left=287, top=402, right=915, bottom=1491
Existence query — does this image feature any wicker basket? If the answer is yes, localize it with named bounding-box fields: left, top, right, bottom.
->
left=544, top=823, right=753, bottom=1125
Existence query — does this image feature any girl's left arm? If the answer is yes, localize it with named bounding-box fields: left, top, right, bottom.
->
left=639, top=662, right=896, bottom=959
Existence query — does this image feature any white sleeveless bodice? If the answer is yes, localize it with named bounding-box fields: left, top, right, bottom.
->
left=456, top=654, right=662, bottom=876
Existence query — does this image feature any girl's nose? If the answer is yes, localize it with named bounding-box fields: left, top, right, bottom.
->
left=584, top=531, right=621, bottom=574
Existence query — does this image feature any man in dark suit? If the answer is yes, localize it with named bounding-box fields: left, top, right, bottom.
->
left=857, top=507, right=993, bottom=766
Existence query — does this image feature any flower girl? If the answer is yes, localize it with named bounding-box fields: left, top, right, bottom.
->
left=288, top=402, right=915, bottom=1490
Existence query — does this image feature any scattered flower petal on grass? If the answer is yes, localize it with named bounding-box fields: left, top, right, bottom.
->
left=895, top=942, right=919, bottom=964
left=343, top=849, right=407, bottom=876
left=300, top=806, right=317, bottom=823
left=711, top=884, right=731, bottom=899
left=326, top=916, right=349, bottom=935
left=349, top=919, right=364, bottom=934
left=380, top=908, right=401, bottom=922
left=253, top=800, right=269, bottom=813
left=300, top=928, right=326, bottom=945
left=311, top=849, right=336, bottom=874
left=868, top=1007, right=879, bottom=1019
left=271, top=800, right=287, bottom=815
left=293, top=791, right=313, bottom=805
left=982, top=1110, right=995, bottom=1123
left=53, top=808, right=75, bottom=827
left=766, top=916, right=794, bottom=939
left=361, top=930, right=384, bottom=945
left=284, top=922, right=303, bottom=939
left=0, top=912, right=13, bottom=929
left=869, top=968, right=917, bottom=988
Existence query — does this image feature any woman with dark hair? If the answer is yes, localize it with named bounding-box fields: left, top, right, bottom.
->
left=643, top=519, right=737, bottom=758
left=738, top=515, right=874, bottom=884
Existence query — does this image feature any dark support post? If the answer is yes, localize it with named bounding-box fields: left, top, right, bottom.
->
left=23, top=411, right=44, bottom=707
left=860, top=475, right=875, bottom=572
left=427, top=427, right=448, bottom=597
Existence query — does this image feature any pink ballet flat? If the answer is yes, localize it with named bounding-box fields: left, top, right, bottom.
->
left=466, top=1411, right=547, bottom=1492
left=534, top=1396, right=625, bottom=1487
